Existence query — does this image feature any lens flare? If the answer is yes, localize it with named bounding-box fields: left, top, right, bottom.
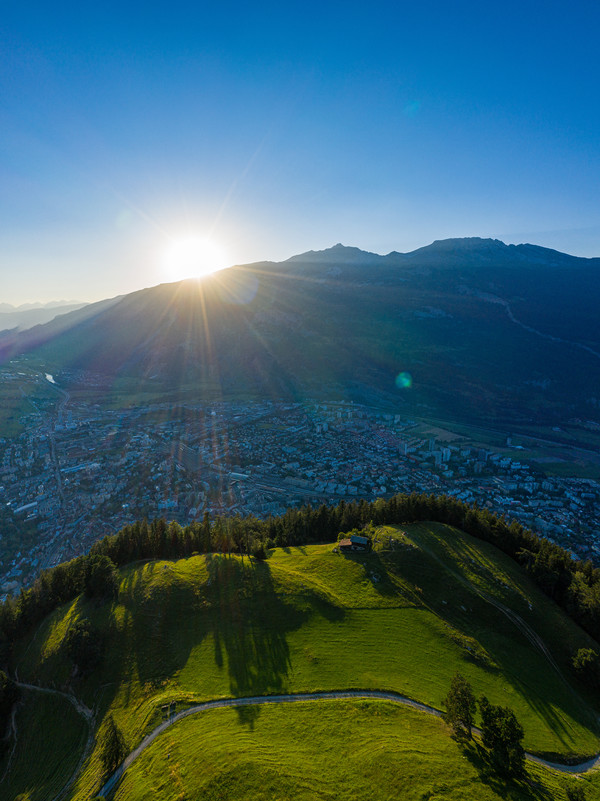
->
left=395, top=371, right=413, bottom=389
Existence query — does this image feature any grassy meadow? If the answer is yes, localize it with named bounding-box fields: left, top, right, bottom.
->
left=112, top=700, right=598, bottom=801
left=4, top=522, right=600, bottom=800
left=0, top=690, right=88, bottom=801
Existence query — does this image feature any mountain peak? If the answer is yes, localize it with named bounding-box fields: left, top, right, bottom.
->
left=411, top=237, right=507, bottom=253
left=286, top=243, right=383, bottom=264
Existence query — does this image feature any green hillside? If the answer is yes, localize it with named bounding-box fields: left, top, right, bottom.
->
left=113, top=701, right=599, bottom=801
left=3, top=522, right=600, bottom=800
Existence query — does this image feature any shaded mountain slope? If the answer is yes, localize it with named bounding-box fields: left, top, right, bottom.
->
left=1, top=238, right=599, bottom=424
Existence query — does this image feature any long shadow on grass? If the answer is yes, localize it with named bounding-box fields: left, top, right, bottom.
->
left=459, top=739, right=553, bottom=801
left=102, top=556, right=344, bottom=731
left=205, top=554, right=312, bottom=727
left=394, top=538, right=597, bottom=752
left=340, top=551, right=402, bottom=599
left=115, top=562, right=202, bottom=708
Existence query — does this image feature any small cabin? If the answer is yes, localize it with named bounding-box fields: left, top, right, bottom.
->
left=339, top=534, right=371, bottom=552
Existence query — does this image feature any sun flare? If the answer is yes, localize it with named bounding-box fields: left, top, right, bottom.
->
left=162, top=236, right=230, bottom=282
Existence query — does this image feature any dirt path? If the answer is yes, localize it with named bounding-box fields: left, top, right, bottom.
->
left=14, top=679, right=93, bottom=721
left=0, top=706, right=19, bottom=785
left=409, top=535, right=578, bottom=696
left=6, top=679, right=95, bottom=801
left=100, top=689, right=600, bottom=797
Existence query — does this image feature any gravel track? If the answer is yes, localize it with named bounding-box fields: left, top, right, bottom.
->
left=100, top=689, right=600, bottom=797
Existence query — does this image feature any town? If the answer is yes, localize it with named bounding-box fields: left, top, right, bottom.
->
left=1, top=368, right=599, bottom=599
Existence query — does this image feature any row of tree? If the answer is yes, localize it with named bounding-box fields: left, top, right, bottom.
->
left=0, top=493, right=599, bottom=654
left=443, top=673, right=525, bottom=777
left=443, top=673, right=589, bottom=799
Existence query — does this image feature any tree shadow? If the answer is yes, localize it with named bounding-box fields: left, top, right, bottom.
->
left=341, top=550, right=401, bottom=598
left=460, top=740, right=554, bottom=801
left=392, top=537, right=598, bottom=752
left=88, top=553, right=346, bottom=736
left=204, top=554, right=311, bottom=727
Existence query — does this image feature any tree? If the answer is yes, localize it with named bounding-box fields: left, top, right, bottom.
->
left=572, top=648, right=600, bottom=689
left=479, top=696, right=525, bottom=777
left=84, top=555, right=119, bottom=600
left=64, top=618, right=103, bottom=674
left=566, top=785, right=586, bottom=801
left=100, top=714, right=126, bottom=775
left=443, top=673, right=476, bottom=739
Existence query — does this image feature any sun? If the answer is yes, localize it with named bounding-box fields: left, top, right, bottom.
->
left=162, top=235, right=230, bottom=282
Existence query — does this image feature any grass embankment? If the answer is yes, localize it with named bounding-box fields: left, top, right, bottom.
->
left=0, top=690, right=88, bottom=801
left=112, top=700, right=598, bottom=801
left=4, top=522, right=600, bottom=800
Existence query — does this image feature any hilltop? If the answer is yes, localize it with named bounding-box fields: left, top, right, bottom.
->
left=1, top=237, right=599, bottom=426
left=1, top=502, right=600, bottom=799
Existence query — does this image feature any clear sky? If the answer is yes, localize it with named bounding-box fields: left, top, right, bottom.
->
left=2, top=0, right=600, bottom=304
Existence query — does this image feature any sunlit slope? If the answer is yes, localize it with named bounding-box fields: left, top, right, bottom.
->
left=6, top=523, right=600, bottom=800
left=112, top=701, right=598, bottom=801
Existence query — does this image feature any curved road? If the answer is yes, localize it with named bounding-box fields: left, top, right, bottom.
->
left=100, top=689, right=600, bottom=796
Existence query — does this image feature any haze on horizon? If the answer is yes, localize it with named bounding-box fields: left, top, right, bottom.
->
left=2, top=0, right=600, bottom=306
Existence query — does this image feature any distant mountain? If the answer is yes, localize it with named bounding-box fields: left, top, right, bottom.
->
left=0, top=302, right=89, bottom=333
left=0, top=295, right=121, bottom=346
left=0, top=299, right=85, bottom=312
left=1, top=238, right=599, bottom=426
left=288, top=237, right=598, bottom=269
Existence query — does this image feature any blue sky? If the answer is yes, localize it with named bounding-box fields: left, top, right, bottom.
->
left=2, top=0, right=600, bottom=304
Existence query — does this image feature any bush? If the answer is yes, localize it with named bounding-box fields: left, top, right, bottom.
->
left=572, top=648, right=600, bottom=689
left=100, top=714, right=125, bottom=775
left=251, top=542, right=268, bottom=560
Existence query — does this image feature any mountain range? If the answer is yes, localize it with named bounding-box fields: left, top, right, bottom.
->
left=1, top=237, right=599, bottom=426
left=0, top=301, right=88, bottom=334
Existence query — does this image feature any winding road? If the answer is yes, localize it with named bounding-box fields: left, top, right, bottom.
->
left=100, top=689, right=600, bottom=797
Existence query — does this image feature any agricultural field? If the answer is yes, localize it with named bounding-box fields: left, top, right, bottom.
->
left=3, top=522, right=600, bottom=800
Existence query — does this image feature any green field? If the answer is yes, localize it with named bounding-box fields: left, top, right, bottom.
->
left=112, top=700, right=598, bottom=801
left=0, top=690, right=88, bottom=801
left=4, top=522, right=600, bottom=800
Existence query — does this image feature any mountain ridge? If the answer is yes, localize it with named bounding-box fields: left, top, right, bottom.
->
left=1, top=237, right=599, bottom=426
left=286, top=236, right=600, bottom=269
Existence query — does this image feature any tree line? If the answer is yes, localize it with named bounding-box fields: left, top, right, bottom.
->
left=0, top=493, right=599, bottom=656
